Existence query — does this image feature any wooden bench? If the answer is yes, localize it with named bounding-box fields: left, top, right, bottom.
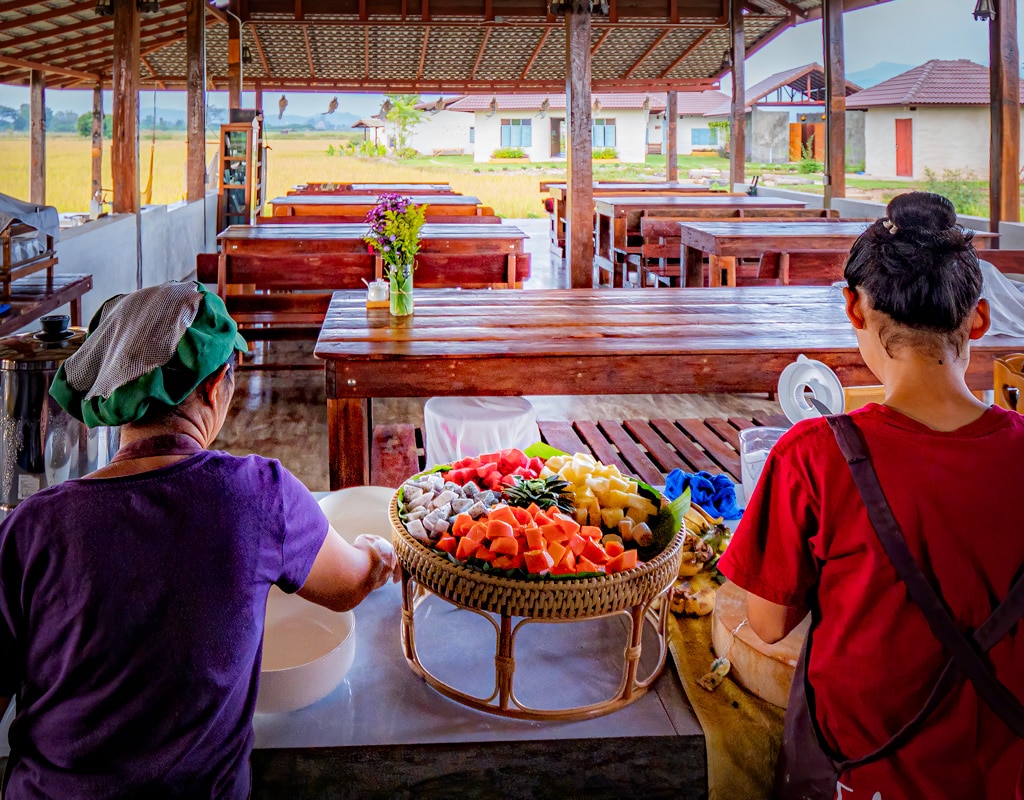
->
left=632, top=210, right=843, bottom=288
left=367, top=414, right=791, bottom=488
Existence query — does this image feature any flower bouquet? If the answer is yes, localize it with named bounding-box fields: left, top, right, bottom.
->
left=364, top=193, right=427, bottom=317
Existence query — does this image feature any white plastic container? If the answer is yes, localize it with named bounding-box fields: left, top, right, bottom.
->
left=738, top=427, right=788, bottom=503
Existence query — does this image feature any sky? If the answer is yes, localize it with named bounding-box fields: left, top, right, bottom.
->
left=0, top=0, right=1010, bottom=118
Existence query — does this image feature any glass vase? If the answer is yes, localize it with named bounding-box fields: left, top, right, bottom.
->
left=389, top=265, right=415, bottom=317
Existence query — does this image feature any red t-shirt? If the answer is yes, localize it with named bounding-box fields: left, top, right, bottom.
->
left=720, top=404, right=1024, bottom=800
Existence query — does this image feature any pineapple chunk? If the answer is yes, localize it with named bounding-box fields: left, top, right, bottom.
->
left=546, top=456, right=567, bottom=471
left=626, top=480, right=639, bottom=494
left=607, top=475, right=630, bottom=492
left=574, top=506, right=589, bottom=525
left=560, top=464, right=578, bottom=483
left=626, top=506, right=648, bottom=524
left=618, top=518, right=634, bottom=538
left=572, top=452, right=596, bottom=466
left=625, top=494, right=659, bottom=517
left=601, top=507, right=625, bottom=529
left=585, top=476, right=611, bottom=497
left=606, top=489, right=631, bottom=508
left=539, top=466, right=556, bottom=479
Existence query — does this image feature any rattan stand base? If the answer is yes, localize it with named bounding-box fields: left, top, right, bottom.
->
left=399, top=569, right=675, bottom=721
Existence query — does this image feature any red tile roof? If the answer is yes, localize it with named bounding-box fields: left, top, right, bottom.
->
left=846, top=59, right=1024, bottom=108
left=446, top=90, right=728, bottom=115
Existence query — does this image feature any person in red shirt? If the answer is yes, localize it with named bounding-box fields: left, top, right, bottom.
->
left=720, top=191, right=1024, bottom=799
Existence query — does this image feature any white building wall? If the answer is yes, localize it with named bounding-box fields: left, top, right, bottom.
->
left=473, top=109, right=648, bottom=163
left=646, top=114, right=718, bottom=156
left=863, top=106, right=1024, bottom=180
left=403, top=109, right=475, bottom=155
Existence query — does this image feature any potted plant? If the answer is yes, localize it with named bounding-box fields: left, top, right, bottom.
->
left=364, top=193, right=427, bottom=317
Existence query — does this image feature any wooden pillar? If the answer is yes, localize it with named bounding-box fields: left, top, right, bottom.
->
left=111, top=0, right=139, bottom=214
left=29, top=70, right=45, bottom=205
left=91, top=84, right=103, bottom=203
left=729, top=0, right=745, bottom=187
left=565, top=6, right=594, bottom=288
left=823, top=0, right=846, bottom=205
left=228, top=15, right=242, bottom=110
left=666, top=90, right=678, bottom=182
left=254, top=81, right=264, bottom=112
left=989, top=0, right=1020, bottom=234
left=186, top=0, right=206, bottom=202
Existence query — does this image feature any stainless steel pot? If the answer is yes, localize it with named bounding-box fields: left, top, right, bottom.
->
left=0, top=315, right=119, bottom=517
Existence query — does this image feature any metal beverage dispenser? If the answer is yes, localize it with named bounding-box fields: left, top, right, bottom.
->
left=0, top=315, right=119, bottom=519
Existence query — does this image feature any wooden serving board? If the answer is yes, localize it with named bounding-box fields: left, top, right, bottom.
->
left=710, top=581, right=809, bottom=708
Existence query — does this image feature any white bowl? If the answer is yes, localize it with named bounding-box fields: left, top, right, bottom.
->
left=256, top=586, right=356, bottom=714
left=317, top=485, right=397, bottom=543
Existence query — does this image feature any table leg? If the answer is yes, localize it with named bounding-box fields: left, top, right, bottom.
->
left=327, top=396, right=371, bottom=489
left=70, top=296, right=83, bottom=327
left=683, top=245, right=704, bottom=288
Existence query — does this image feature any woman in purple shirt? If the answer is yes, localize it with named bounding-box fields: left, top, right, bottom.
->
left=0, top=282, right=398, bottom=799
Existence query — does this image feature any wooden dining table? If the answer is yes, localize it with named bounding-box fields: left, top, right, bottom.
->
left=593, top=195, right=808, bottom=279
left=314, top=287, right=1024, bottom=488
left=270, top=194, right=483, bottom=217
left=675, top=221, right=999, bottom=287
left=544, top=182, right=732, bottom=255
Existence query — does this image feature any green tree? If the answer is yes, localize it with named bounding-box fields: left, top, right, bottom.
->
left=384, top=94, right=424, bottom=156
left=76, top=111, right=111, bottom=138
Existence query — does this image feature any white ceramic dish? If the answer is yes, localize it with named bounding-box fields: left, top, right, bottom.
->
left=317, top=485, right=397, bottom=543
left=256, top=586, right=356, bottom=714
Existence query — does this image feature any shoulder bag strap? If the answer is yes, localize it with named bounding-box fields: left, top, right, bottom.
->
left=827, top=413, right=1024, bottom=739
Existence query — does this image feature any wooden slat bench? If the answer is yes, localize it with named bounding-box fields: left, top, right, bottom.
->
left=256, top=214, right=502, bottom=226
left=367, top=414, right=790, bottom=488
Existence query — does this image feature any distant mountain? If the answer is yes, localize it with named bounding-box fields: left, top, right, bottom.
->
left=264, top=111, right=360, bottom=130
left=848, top=62, right=914, bottom=88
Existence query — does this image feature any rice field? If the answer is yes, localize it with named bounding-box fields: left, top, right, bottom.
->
left=0, top=133, right=555, bottom=217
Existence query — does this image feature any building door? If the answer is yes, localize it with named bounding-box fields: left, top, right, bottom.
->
left=895, top=118, right=913, bottom=177
left=789, top=123, right=802, bottom=161
left=550, top=118, right=564, bottom=157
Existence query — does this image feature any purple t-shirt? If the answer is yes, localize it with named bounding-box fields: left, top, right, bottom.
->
left=0, top=450, right=328, bottom=799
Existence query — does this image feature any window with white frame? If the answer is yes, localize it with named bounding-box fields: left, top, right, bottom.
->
left=593, top=118, right=616, bottom=148
left=500, top=119, right=532, bottom=147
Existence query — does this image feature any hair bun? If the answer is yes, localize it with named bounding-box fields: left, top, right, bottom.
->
left=886, top=191, right=957, bottom=235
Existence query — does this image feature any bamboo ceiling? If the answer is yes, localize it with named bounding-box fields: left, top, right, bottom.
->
left=0, top=0, right=892, bottom=92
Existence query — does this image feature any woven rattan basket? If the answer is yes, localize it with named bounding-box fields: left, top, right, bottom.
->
left=390, top=493, right=685, bottom=620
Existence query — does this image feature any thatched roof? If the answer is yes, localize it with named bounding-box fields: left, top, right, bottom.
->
left=0, top=0, right=892, bottom=92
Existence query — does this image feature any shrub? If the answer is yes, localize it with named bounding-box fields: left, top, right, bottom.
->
left=393, top=146, right=418, bottom=159
left=326, top=144, right=336, bottom=156
left=799, top=137, right=823, bottom=174
left=922, top=168, right=986, bottom=216
left=491, top=147, right=526, bottom=159
left=592, top=147, right=617, bottom=160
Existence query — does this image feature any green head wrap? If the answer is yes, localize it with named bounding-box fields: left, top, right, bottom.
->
left=50, top=281, right=248, bottom=428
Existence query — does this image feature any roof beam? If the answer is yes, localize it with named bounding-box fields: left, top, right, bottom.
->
left=521, top=28, right=550, bottom=81
left=470, top=27, right=490, bottom=80
left=0, top=54, right=99, bottom=82
left=0, top=0, right=38, bottom=13
left=624, top=28, right=670, bottom=79
left=658, top=28, right=713, bottom=79
left=6, top=14, right=111, bottom=49
left=303, top=24, right=315, bottom=78
left=251, top=26, right=271, bottom=75
left=590, top=28, right=612, bottom=56
left=142, top=77, right=720, bottom=92
left=1, top=3, right=93, bottom=29
left=12, top=10, right=185, bottom=62
left=771, top=0, right=807, bottom=18
left=140, top=54, right=166, bottom=89
left=422, top=0, right=430, bottom=22
left=417, top=26, right=429, bottom=80
left=364, top=26, right=369, bottom=78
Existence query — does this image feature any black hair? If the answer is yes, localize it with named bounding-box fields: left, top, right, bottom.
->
left=843, top=191, right=982, bottom=356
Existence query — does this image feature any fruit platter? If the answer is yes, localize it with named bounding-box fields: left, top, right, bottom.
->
left=391, top=444, right=689, bottom=719
left=391, top=445, right=688, bottom=618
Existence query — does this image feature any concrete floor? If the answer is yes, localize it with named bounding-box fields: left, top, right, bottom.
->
left=214, top=219, right=784, bottom=491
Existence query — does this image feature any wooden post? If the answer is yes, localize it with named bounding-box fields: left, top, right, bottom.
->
left=823, top=0, right=846, bottom=205
left=91, top=84, right=103, bottom=203
left=111, top=0, right=139, bottom=214
left=666, top=90, right=678, bottom=182
left=29, top=70, right=45, bottom=205
left=228, top=14, right=242, bottom=110
left=254, top=81, right=264, bottom=112
left=565, top=5, right=594, bottom=288
left=729, top=0, right=745, bottom=188
left=989, top=0, right=1020, bottom=234
left=186, top=0, right=206, bottom=202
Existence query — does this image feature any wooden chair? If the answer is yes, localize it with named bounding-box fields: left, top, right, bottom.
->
left=752, top=250, right=849, bottom=286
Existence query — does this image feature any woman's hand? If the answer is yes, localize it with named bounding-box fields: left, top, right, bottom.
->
left=297, top=526, right=399, bottom=612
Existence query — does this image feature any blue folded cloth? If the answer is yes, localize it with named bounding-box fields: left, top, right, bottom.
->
left=664, top=469, right=743, bottom=519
